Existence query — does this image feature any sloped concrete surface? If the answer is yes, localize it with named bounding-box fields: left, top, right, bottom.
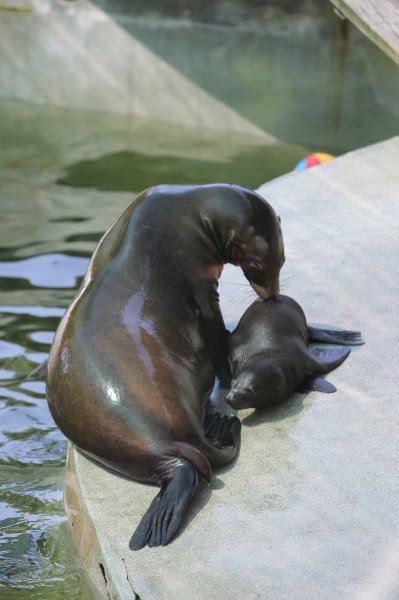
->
left=0, top=0, right=271, bottom=138
left=65, top=137, right=399, bottom=599
left=329, top=0, right=399, bottom=65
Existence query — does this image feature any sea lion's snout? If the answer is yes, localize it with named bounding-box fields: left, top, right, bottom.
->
left=225, top=380, right=254, bottom=410
left=225, top=392, right=249, bottom=410
left=250, top=281, right=280, bottom=302
left=224, top=391, right=237, bottom=408
left=225, top=364, right=272, bottom=410
left=267, top=278, right=280, bottom=302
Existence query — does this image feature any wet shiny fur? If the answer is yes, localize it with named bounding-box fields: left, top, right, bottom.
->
left=226, top=295, right=363, bottom=410
left=46, top=183, right=284, bottom=548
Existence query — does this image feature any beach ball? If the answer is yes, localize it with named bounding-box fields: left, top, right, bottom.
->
left=295, top=152, right=334, bottom=172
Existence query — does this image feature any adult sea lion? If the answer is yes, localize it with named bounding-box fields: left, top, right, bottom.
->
left=226, top=295, right=364, bottom=410
left=46, top=183, right=285, bottom=549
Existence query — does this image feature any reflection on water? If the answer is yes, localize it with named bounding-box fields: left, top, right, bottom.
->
left=0, top=255, right=89, bottom=289
left=58, top=144, right=305, bottom=192
left=0, top=100, right=301, bottom=597
left=0, top=302, right=96, bottom=598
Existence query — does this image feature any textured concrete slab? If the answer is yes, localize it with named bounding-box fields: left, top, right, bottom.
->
left=65, top=137, right=399, bottom=599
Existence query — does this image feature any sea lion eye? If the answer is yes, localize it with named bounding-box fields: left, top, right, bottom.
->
left=247, top=259, right=262, bottom=272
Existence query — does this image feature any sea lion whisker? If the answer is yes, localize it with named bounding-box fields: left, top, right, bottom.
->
left=280, top=274, right=297, bottom=285
left=226, top=288, right=256, bottom=303
left=222, top=282, right=252, bottom=287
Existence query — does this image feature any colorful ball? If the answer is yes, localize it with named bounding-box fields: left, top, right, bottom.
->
left=295, top=152, right=334, bottom=172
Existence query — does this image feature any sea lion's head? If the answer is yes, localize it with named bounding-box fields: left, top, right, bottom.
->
left=225, top=197, right=285, bottom=301
left=225, top=362, right=283, bottom=410
left=239, top=225, right=284, bottom=301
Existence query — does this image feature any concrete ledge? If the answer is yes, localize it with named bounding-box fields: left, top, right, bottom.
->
left=330, top=0, right=399, bottom=65
left=65, top=137, right=399, bottom=599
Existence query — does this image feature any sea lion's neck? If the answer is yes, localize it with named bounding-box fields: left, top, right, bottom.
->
left=198, top=192, right=253, bottom=265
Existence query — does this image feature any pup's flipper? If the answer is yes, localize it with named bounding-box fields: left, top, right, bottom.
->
left=308, top=326, right=364, bottom=346
left=297, top=346, right=351, bottom=394
left=297, top=375, right=337, bottom=394
left=310, top=346, right=351, bottom=373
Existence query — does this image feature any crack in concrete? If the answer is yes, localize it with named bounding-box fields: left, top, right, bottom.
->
left=122, top=557, right=141, bottom=600
left=98, top=562, right=112, bottom=600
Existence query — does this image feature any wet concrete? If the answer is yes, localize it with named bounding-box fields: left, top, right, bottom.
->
left=66, top=136, right=399, bottom=599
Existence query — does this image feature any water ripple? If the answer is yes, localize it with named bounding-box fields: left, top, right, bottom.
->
left=0, top=254, right=89, bottom=289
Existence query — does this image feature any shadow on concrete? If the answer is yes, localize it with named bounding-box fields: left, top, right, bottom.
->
left=242, top=392, right=309, bottom=427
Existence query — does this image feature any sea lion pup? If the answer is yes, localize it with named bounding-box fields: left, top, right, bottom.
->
left=46, top=184, right=285, bottom=549
left=226, top=295, right=364, bottom=410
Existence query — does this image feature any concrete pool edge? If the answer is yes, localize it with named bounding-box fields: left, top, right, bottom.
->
left=65, top=447, right=114, bottom=599
left=64, top=136, right=399, bottom=600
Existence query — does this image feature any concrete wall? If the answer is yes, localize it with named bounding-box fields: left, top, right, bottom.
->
left=94, top=0, right=399, bottom=152
left=0, top=0, right=269, bottom=138
left=0, top=0, right=397, bottom=152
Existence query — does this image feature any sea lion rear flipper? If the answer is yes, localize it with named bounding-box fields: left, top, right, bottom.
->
left=129, top=459, right=198, bottom=551
left=298, top=375, right=337, bottom=394
left=307, top=326, right=364, bottom=346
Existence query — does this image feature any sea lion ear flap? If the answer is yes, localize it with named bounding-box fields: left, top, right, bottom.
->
left=278, top=216, right=281, bottom=223
left=225, top=238, right=242, bottom=265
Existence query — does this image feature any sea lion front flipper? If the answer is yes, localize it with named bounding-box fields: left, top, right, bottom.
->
left=308, top=326, right=364, bottom=346
left=129, top=460, right=198, bottom=551
left=298, top=375, right=337, bottom=394
left=204, top=412, right=241, bottom=449
left=296, top=346, right=352, bottom=394
left=309, top=346, right=351, bottom=373
left=194, top=281, right=232, bottom=387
